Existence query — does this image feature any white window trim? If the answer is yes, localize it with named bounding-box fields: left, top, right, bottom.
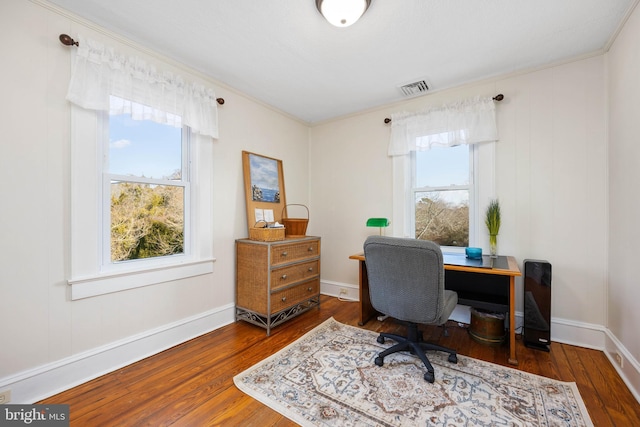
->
left=69, top=105, right=215, bottom=300
left=68, top=260, right=214, bottom=300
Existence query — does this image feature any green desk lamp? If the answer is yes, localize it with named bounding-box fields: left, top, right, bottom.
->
left=366, top=218, right=390, bottom=235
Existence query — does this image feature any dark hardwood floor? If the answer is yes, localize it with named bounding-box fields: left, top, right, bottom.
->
left=40, top=295, right=640, bottom=426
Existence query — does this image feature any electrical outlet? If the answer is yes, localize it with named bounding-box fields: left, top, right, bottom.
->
left=0, top=389, right=11, bottom=404
left=615, top=353, right=624, bottom=368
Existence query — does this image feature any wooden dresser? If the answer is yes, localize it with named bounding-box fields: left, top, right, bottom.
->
left=235, top=236, right=321, bottom=335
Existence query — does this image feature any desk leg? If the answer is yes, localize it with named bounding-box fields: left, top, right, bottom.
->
left=508, top=275, right=518, bottom=365
left=358, top=260, right=375, bottom=326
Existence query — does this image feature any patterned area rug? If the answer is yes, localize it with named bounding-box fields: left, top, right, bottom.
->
left=234, top=318, right=593, bottom=427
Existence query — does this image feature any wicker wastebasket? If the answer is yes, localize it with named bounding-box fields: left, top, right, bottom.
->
left=281, top=204, right=309, bottom=237
left=469, top=307, right=506, bottom=346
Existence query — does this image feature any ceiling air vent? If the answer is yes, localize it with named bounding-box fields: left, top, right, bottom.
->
left=398, top=80, right=429, bottom=97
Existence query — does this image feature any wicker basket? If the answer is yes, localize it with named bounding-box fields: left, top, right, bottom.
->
left=281, top=204, right=309, bottom=237
left=249, top=221, right=285, bottom=241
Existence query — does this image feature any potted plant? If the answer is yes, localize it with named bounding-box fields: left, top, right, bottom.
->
left=485, top=199, right=501, bottom=257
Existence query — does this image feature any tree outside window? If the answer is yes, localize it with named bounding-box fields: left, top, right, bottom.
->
left=106, top=100, right=190, bottom=263
left=412, top=144, right=472, bottom=247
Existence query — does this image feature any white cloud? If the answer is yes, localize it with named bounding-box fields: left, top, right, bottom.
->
left=110, top=139, right=132, bottom=149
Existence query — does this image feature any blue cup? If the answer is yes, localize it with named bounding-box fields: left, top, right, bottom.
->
left=465, top=247, right=482, bottom=259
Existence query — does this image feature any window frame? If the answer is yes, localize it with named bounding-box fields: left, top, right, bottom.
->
left=68, top=105, right=214, bottom=300
left=407, top=144, right=479, bottom=252
left=99, top=112, right=192, bottom=270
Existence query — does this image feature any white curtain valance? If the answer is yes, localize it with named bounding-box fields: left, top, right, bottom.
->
left=66, top=36, right=219, bottom=139
left=388, top=96, right=498, bottom=156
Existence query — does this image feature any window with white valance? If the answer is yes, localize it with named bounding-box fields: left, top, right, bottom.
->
left=389, top=95, right=499, bottom=250
left=67, top=36, right=215, bottom=299
left=66, top=36, right=219, bottom=139
left=388, top=96, right=498, bottom=156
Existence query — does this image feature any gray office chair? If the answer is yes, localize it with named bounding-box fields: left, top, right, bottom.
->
left=363, top=235, right=458, bottom=382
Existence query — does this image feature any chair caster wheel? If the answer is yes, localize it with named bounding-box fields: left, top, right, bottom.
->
left=424, top=371, right=435, bottom=383
left=448, top=354, right=458, bottom=364
left=375, top=357, right=384, bottom=367
left=377, top=336, right=385, bottom=344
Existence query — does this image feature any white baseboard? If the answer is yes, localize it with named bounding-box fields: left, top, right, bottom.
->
left=549, top=317, right=606, bottom=350
left=604, top=330, right=640, bottom=403
left=0, top=304, right=236, bottom=404
left=321, top=279, right=359, bottom=301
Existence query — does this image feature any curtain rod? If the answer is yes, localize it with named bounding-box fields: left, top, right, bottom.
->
left=383, top=94, right=504, bottom=124
left=59, top=34, right=225, bottom=106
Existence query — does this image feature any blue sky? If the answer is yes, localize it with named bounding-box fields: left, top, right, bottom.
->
left=416, top=144, right=468, bottom=188
left=108, top=113, right=466, bottom=188
left=415, top=144, right=470, bottom=207
left=109, top=114, right=182, bottom=179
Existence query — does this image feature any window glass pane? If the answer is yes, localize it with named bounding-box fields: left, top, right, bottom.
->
left=415, top=144, right=468, bottom=188
left=110, top=181, right=184, bottom=262
left=415, top=190, right=469, bottom=247
left=109, top=114, right=183, bottom=180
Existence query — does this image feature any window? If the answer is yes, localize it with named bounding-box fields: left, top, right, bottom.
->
left=69, top=104, right=214, bottom=301
left=390, top=96, right=497, bottom=246
left=410, top=144, right=476, bottom=248
left=104, top=100, right=190, bottom=266
left=66, top=37, right=217, bottom=299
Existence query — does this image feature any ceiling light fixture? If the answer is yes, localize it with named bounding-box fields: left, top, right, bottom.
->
left=316, top=0, right=371, bottom=27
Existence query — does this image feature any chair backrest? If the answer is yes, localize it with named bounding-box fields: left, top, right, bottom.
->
left=363, top=235, right=445, bottom=324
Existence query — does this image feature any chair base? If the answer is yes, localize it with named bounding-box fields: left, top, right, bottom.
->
left=375, top=322, right=457, bottom=383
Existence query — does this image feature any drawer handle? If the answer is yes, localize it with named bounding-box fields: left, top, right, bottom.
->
left=307, top=287, right=313, bottom=292
left=308, top=267, right=313, bottom=272
left=281, top=251, right=288, bottom=257
left=308, top=247, right=313, bottom=252
left=281, top=296, right=287, bottom=302
left=281, top=274, right=287, bottom=280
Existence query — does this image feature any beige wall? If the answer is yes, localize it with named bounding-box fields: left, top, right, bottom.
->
left=0, top=1, right=309, bottom=402
left=310, top=57, right=608, bottom=329
left=608, top=1, right=640, bottom=392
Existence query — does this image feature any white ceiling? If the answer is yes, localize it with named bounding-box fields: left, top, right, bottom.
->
left=48, top=0, right=637, bottom=124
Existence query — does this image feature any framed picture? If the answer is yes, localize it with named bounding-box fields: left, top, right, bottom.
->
left=242, top=151, right=287, bottom=231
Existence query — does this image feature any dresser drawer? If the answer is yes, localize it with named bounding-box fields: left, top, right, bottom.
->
left=236, top=236, right=321, bottom=335
left=270, top=279, right=319, bottom=313
left=271, top=260, right=319, bottom=291
left=271, top=240, right=319, bottom=266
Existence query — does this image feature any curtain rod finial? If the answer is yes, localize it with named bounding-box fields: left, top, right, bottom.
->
left=59, top=34, right=78, bottom=47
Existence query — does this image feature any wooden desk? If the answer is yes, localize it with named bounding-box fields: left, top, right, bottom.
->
left=349, top=252, right=522, bottom=365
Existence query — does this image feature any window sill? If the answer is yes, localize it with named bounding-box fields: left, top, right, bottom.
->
left=441, top=246, right=466, bottom=254
left=68, top=258, right=216, bottom=300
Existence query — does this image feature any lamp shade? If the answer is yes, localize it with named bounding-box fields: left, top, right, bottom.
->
left=366, top=218, right=389, bottom=228
left=316, top=0, right=371, bottom=27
